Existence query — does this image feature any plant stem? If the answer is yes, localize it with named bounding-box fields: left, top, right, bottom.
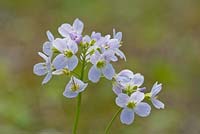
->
left=73, top=93, right=82, bottom=134
left=72, top=47, right=86, bottom=134
left=104, top=108, right=122, bottom=134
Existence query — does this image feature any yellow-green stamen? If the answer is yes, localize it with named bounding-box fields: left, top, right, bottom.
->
left=127, top=102, right=136, bottom=109
left=64, top=50, right=73, bottom=58
left=96, top=60, right=106, bottom=68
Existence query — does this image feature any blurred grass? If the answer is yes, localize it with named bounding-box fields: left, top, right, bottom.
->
left=0, top=0, right=200, bottom=133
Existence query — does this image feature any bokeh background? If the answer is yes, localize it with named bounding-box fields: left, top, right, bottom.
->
left=0, top=0, right=200, bottom=134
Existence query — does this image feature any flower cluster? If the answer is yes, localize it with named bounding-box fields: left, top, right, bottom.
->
left=33, top=18, right=164, bottom=129
left=33, top=18, right=125, bottom=98
left=113, top=69, right=164, bottom=125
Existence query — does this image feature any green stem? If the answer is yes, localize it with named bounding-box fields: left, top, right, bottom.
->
left=104, top=108, right=122, bottom=134
left=72, top=47, right=86, bottom=134
left=73, top=93, right=82, bottom=134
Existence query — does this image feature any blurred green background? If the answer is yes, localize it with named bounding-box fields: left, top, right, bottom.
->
left=0, top=0, right=200, bottom=134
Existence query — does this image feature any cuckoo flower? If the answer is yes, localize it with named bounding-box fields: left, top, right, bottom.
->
left=63, top=76, right=88, bottom=98
left=85, top=32, right=126, bottom=62
left=85, top=34, right=106, bottom=57
left=82, top=32, right=102, bottom=43
left=121, top=73, right=145, bottom=91
left=58, top=18, right=84, bottom=44
left=42, top=30, right=54, bottom=57
left=33, top=52, right=52, bottom=84
left=116, top=92, right=151, bottom=125
left=112, top=29, right=126, bottom=60
left=33, top=18, right=165, bottom=133
left=52, top=38, right=78, bottom=71
left=99, top=34, right=126, bottom=61
left=113, top=70, right=145, bottom=95
left=88, top=51, right=115, bottom=83
left=148, top=82, right=165, bottom=109
left=112, top=69, right=134, bottom=95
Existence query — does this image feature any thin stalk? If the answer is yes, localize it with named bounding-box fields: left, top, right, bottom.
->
left=104, top=108, right=122, bottom=134
left=72, top=47, right=86, bottom=134
left=73, top=93, right=82, bottom=134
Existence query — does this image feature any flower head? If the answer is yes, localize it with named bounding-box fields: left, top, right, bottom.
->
left=88, top=51, right=115, bottom=83
left=116, top=92, right=151, bottom=125
left=33, top=18, right=166, bottom=132
left=86, top=31, right=126, bottom=62
left=33, top=52, right=52, bottom=84
left=148, top=82, right=165, bottom=109
left=113, top=70, right=145, bottom=95
left=58, top=18, right=84, bottom=44
left=63, top=76, right=88, bottom=98
left=52, top=38, right=78, bottom=71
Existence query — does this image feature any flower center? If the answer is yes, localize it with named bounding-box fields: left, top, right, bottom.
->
left=71, top=83, right=80, bottom=92
left=64, top=50, right=73, bottom=58
left=144, top=93, right=151, bottom=100
left=62, top=69, right=70, bottom=76
left=127, top=102, right=136, bottom=109
left=104, top=44, right=110, bottom=49
left=96, top=60, right=106, bottom=69
left=123, top=85, right=138, bottom=96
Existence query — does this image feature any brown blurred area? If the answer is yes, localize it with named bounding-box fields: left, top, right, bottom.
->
left=0, top=0, right=200, bottom=133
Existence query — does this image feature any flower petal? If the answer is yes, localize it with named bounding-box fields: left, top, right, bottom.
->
left=58, top=23, right=72, bottom=37
left=116, top=69, right=134, bottom=84
left=103, top=50, right=118, bottom=62
left=43, top=41, right=52, bottom=56
left=102, top=63, right=115, bottom=80
left=82, top=35, right=91, bottom=43
left=112, top=83, right=122, bottom=95
left=151, top=82, right=162, bottom=97
left=115, top=49, right=126, bottom=61
left=134, top=102, right=151, bottom=117
left=129, top=91, right=145, bottom=104
left=46, top=30, right=54, bottom=42
left=90, top=51, right=101, bottom=64
left=107, top=39, right=119, bottom=49
left=42, top=72, right=52, bottom=84
left=91, top=32, right=101, bottom=40
left=67, top=39, right=78, bottom=54
left=115, top=32, right=122, bottom=41
left=66, top=55, right=78, bottom=71
left=33, top=63, right=47, bottom=76
left=53, top=38, right=67, bottom=52
left=38, top=52, right=48, bottom=61
left=79, top=83, right=88, bottom=92
left=73, top=18, right=84, bottom=34
left=52, top=54, right=68, bottom=70
left=151, top=98, right=165, bottom=109
left=63, top=90, right=78, bottom=98
left=137, top=87, right=146, bottom=92
left=88, top=65, right=101, bottom=83
left=132, top=73, right=144, bottom=87
left=116, top=93, right=129, bottom=108
left=120, top=108, right=134, bottom=125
